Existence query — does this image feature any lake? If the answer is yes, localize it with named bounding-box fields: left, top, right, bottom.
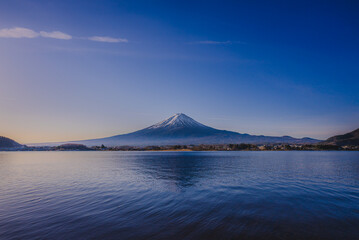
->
left=0, top=151, right=359, bottom=239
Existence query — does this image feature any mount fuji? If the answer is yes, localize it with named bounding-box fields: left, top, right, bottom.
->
left=44, top=113, right=319, bottom=146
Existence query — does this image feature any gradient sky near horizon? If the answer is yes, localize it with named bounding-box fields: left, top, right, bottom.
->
left=1, top=0, right=358, bottom=143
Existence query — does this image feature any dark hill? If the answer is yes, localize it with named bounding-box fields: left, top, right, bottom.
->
left=321, top=128, right=359, bottom=146
left=0, top=136, right=23, bottom=149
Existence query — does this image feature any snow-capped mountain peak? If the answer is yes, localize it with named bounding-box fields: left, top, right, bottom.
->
left=33, top=113, right=320, bottom=146
left=147, top=113, right=207, bottom=129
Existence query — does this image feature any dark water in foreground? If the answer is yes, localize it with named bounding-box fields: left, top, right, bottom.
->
left=0, top=151, right=359, bottom=240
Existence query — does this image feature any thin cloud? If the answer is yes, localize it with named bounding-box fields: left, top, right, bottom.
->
left=190, top=40, right=245, bottom=45
left=88, top=36, right=128, bottom=43
left=195, top=40, right=232, bottom=45
left=0, top=27, right=38, bottom=38
left=0, top=27, right=127, bottom=43
left=40, top=31, right=72, bottom=40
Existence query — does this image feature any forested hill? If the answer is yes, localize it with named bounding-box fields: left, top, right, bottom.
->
left=0, top=136, right=23, bottom=149
left=321, top=128, right=359, bottom=146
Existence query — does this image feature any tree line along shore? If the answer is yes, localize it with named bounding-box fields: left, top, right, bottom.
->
left=5, top=143, right=358, bottom=151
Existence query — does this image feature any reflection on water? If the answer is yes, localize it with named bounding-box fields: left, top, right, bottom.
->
left=0, top=151, right=359, bottom=239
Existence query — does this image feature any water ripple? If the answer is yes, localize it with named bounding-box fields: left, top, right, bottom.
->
left=0, top=151, right=359, bottom=239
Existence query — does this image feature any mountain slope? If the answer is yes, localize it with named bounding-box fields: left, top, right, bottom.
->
left=321, top=128, right=359, bottom=146
left=63, top=113, right=319, bottom=146
left=0, top=136, right=23, bottom=149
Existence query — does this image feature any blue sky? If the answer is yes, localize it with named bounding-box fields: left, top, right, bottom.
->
left=0, top=0, right=358, bottom=143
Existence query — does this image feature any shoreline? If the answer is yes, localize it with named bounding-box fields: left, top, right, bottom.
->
left=1, top=149, right=358, bottom=152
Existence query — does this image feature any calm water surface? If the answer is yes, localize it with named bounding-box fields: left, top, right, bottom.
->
left=0, top=151, right=359, bottom=239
